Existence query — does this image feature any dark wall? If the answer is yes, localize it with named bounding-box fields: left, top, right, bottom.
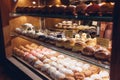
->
left=0, top=1, right=5, bottom=64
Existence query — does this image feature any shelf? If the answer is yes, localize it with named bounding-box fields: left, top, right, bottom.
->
left=7, top=56, right=48, bottom=80
left=11, top=55, right=52, bottom=80
left=14, top=33, right=110, bottom=70
left=10, top=13, right=113, bottom=22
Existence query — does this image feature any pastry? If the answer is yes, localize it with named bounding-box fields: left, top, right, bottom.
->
left=50, top=57, right=58, bottom=62
left=76, top=62, right=84, bottom=67
left=100, top=2, right=114, bottom=16
left=94, top=48, right=111, bottom=60
left=30, top=43, right=38, bottom=48
left=50, top=62, right=58, bottom=68
left=99, top=71, right=109, bottom=80
left=56, top=64, right=64, bottom=70
left=15, top=28, right=22, bottom=34
left=38, top=46, right=44, bottom=50
left=55, top=39, right=64, bottom=48
left=72, top=41, right=87, bottom=52
left=35, top=48, right=41, bottom=52
left=19, top=45, right=30, bottom=52
left=41, top=64, right=51, bottom=72
left=56, top=38, right=67, bottom=48
left=47, top=66, right=57, bottom=74
left=82, top=46, right=95, bottom=56
left=49, top=51, right=59, bottom=57
left=25, top=44, right=34, bottom=50
left=76, top=2, right=87, bottom=15
left=86, top=3, right=100, bottom=16
left=94, top=45, right=102, bottom=50
left=13, top=47, right=20, bottom=54
left=83, top=70, right=92, bottom=77
left=64, top=39, right=76, bottom=49
left=73, top=67, right=83, bottom=72
left=34, top=31, right=44, bottom=39
left=48, top=36, right=57, bottom=45
left=84, top=77, right=92, bottom=80
left=59, top=68, right=74, bottom=76
left=34, top=53, right=46, bottom=61
left=89, top=66, right=101, bottom=74
left=57, top=55, right=65, bottom=59
left=33, top=60, right=43, bottom=69
left=43, top=59, right=51, bottom=64
left=30, top=50, right=37, bottom=55
left=13, top=48, right=25, bottom=58
left=74, top=72, right=85, bottom=80
left=82, top=64, right=90, bottom=70
left=90, top=74, right=102, bottom=80
left=85, top=38, right=96, bottom=46
left=54, top=71, right=66, bottom=80
left=25, top=54, right=38, bottom=65
left=64, top=76, right=75, bottom=80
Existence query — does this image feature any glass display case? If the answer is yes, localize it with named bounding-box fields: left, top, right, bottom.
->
left=1, top=0, right=120, bottom=80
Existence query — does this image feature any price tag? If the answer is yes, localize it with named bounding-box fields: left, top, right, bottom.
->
left=65, top=30, right=73, bottom=38
left=92, top=21, right=98, bottom=26
left=78, top=21, right=81, bottom=25
left=97, top=37, right=110, bottom=48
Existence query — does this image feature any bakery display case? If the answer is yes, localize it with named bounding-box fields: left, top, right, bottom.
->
left=1, top=0, right=120, bottom=80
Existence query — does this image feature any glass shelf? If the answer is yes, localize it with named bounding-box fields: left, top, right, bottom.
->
left=10, top=13, right=113, bottom=22
left=13, top=33, right=110, bottom=70
left=12, top=55, right=51, bottom=80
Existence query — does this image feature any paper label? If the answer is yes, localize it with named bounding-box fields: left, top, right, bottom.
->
left=92, top=21, right=98, bottom=26
left=78, top=21, right=81, bottom=25
left=97, top=37, right=110, bottom=48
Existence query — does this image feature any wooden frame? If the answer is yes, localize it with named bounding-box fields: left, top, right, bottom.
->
left=110, top=1, right=120, bottom=80
left=1, top=0, right=120, bottom=80
left=0, top=1, right=6, bottom=63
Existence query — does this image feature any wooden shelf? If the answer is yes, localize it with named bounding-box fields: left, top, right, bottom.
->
left=10, top=13, right=113, bottom=22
